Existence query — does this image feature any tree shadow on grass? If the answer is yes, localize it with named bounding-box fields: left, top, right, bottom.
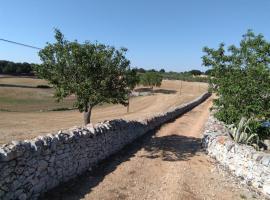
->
left=0, top=84, right=51, bottom=89
left=134, top=87, right=177, bottom=94
left=40, top=124, right=201, bottom=200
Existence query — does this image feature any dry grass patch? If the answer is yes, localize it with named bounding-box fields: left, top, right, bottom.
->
left=0, top=76, right=75, bottom=111
left=0, top=77, right=208, bottom=144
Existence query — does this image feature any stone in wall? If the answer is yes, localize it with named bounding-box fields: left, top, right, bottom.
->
left=202, top=115, right=270, bottom=197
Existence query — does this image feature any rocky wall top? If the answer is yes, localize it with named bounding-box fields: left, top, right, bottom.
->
left=202, top=115, right=270, bottom=197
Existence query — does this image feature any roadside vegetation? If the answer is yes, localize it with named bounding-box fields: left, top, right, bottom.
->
left=203, top=30, right=270, bottom=149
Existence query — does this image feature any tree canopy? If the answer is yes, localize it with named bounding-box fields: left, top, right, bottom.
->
left=159, top=68, right=165, bottom=73
left=202, top=30, right=270, bottom=124
left=204, top=69, right=213, bottom=76
left=0, top=60, right=34, bottom=75
left=36, top=29, right=135, bottom=124
left=189, top=69, right=202, bottom=76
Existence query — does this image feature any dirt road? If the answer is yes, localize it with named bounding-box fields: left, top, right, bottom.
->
left=42, top=97, right=261, bottom=200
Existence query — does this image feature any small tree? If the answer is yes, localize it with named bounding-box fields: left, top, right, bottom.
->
left=140, top=72, right=162, bottom=89
left=202, top=30, right=270, bottom=124
left=37, top=29, right=132, bottom=125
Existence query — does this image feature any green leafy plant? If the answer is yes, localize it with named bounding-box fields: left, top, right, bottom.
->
left=228, top=117, right=259, bottom=146
left=202, top=30, right=270, bottom=125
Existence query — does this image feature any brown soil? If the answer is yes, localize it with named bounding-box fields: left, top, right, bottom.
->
left=41, top=97, right=262, bottom=200
left=0, top=80, right=207, bottom=144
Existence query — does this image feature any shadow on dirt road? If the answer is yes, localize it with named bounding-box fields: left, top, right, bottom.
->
left=40, top=121, right=201, bottom=200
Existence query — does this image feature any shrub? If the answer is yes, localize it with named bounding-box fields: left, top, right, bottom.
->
left=202, top=30, right=270, bottom=125
left=227, top=117, right=259, bottom=146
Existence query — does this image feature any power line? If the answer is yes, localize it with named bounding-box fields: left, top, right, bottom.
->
left=0, top=38, right=41, bottom=50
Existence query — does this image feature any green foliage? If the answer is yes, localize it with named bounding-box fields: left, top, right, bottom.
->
left=126, top=68, right=140, bottom=91
left=140, top=72, right=162, bottom=88
left=36, top=29, right=133, bottom=124
left=0, top=60, right=34, bottom=75
left=134, top=68, right=146, bottom=73
left=228, top=117, right=259, bottom=146
left=133, top=68, right=207, bottom=83
left=204, top=69, right=213, bottom=75
left=159, top=68, right=165, bottom=73
left=161, top=71, right=208, bottom=82
left=189, top=69, right=202, bottom=76
left=203, top=30, right=270, bottom=125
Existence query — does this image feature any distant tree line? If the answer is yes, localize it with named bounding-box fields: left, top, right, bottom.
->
left=0, top=59, right=209, bottom=83
left=133, top=67, right=208, bottom=82
left=0, top=60, right=35, bottom=75
left=139, top=71, right=162, bottom=89
left=160, top=71, right=207, bottom=82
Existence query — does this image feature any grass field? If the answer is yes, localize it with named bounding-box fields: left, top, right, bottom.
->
left=0, top=75, right=208, bottom=144
left=0, top=76, right=75, bottom=112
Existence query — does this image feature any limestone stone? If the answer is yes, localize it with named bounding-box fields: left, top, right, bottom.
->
left=203, top=114, right=270, bottom=198
left=261, top=155, right=270, bottom=166
left=0, top=189, right=6, bottom=198
left=18, top=193, right=27, bottom=200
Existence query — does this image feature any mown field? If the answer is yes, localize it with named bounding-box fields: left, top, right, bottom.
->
left=0, top=75, right=208, bottom=144
left=0, top=75, right=75, bottom=112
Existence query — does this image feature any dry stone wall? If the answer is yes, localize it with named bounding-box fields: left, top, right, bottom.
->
left=202, top=115, right=270, bottom=197
left=0, top=92, right=210, bottom=200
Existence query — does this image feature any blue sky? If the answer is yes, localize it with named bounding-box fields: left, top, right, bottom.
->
left=1, top=0, right=270, bottom=72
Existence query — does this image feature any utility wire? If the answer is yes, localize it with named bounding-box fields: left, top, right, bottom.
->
left=0, top=38, right=41, bottom=50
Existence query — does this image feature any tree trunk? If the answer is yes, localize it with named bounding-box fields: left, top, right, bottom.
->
left=83, top=106, right=92, bottom=125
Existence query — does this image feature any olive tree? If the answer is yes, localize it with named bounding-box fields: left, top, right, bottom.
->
left=37, top=29, right=132, bottom=125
